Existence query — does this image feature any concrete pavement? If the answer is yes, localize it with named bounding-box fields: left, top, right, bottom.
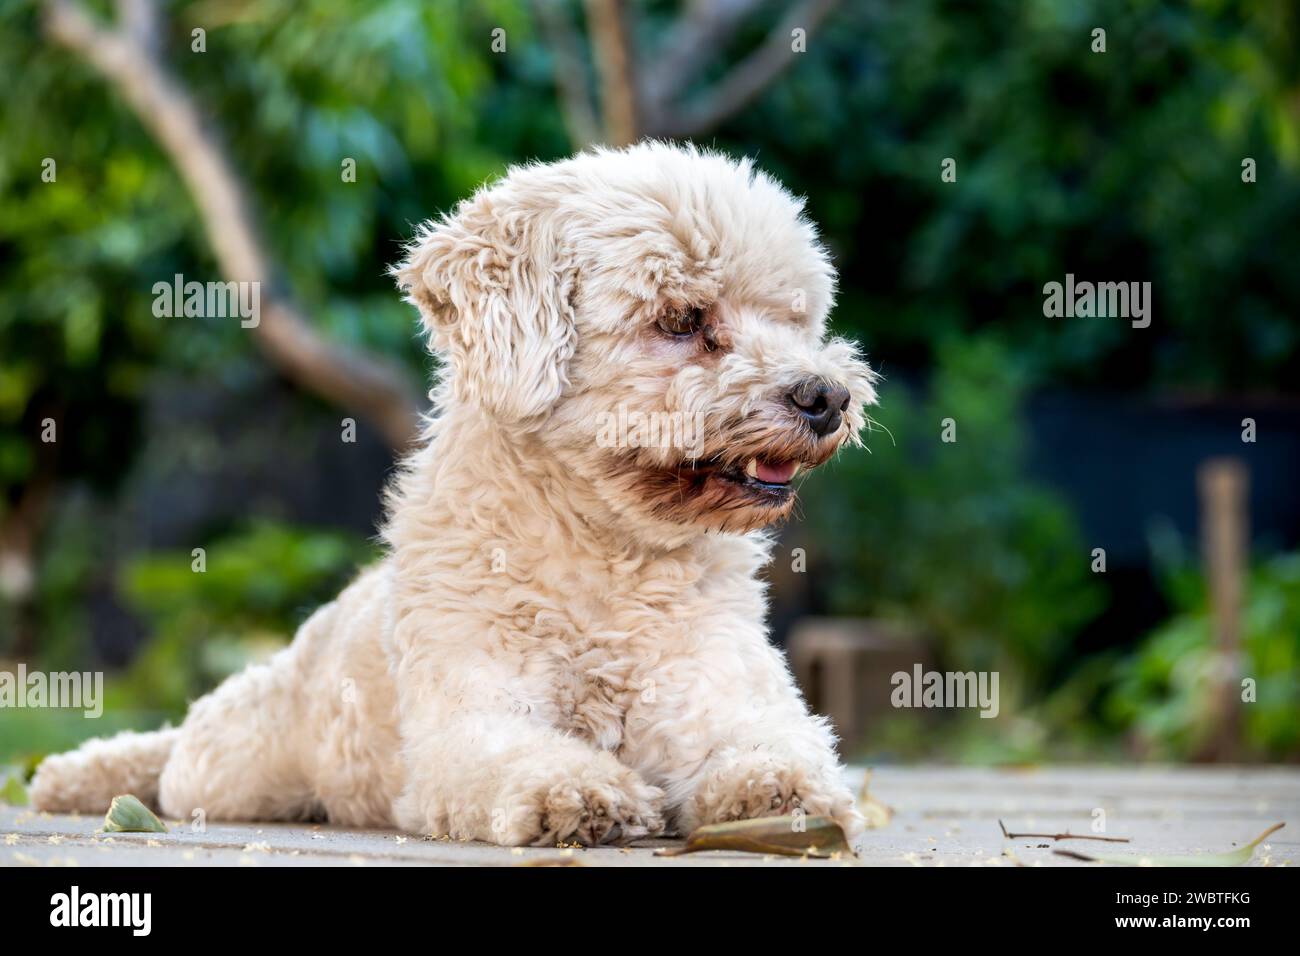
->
left=3, top=765, right=1296, bottom=867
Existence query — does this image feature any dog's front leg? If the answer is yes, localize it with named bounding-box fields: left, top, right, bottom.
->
left=633, top=636, right=863, bottom=839
left=390, top=672, right=665, bottom=846
left=681, top=723, right=863, bottom=839
left=393, top=709, right=665, bottom=846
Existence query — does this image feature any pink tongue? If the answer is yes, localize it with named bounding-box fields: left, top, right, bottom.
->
left=754, top=460, right=797, bottom=484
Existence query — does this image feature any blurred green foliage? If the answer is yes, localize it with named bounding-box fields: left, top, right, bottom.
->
left=1105, top=551, right=1300, bottom=759
left=116, top=521, right=377, bottom=714
left=0, top=521, right=373, bottom=769
left=805, top=339, right=1104, bottom=690
left=3, top=0, right=1298, bottom=513
left=736, top=0, right=1300, bottom=391
left=0, top=764, right=30, bottom=805
left=0, top=0, right=546, bottom=540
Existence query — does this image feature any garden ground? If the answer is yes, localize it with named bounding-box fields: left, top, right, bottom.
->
left=3, top=765, right=1295, bottom=867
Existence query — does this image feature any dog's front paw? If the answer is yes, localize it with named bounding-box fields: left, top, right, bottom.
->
left=688, top=750, right=863, bottom=837
left=497, top=757, right=666, bottom=847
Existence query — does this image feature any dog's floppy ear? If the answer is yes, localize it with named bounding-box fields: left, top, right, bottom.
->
left=394, top=181, right=578, bottom=424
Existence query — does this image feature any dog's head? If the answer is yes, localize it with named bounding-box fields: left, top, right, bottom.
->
left=395, top=142, right=877, bottom=537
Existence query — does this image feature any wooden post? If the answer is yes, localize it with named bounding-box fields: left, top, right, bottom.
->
left=1196, top=458, right=1248, bottom=762
left=787, top=618, right=931, bottom=754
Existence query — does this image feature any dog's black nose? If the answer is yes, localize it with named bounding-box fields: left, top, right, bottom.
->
left=788, top=379, right=851, bottom=437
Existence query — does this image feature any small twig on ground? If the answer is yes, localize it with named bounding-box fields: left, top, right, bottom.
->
left=998, top=819, right=1131, bottom=843
left=1051, top=821, right=1285, bottom=867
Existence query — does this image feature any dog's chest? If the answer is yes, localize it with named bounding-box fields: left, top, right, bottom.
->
left=550, top=644, right=632, bottom=752
left=534, top=584, right=687, bottom=753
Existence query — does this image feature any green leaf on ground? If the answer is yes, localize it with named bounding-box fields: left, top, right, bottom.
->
left=1055, top=822, right=1285, bottom=867
left=0, top=769, right=27, bottom=806
left=101, top=794, right=168, bottom=833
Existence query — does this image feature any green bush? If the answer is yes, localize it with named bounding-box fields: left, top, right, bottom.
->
left=804, top=336, right=1103, bottom=695
left=116, top=521, right=376, bottom=715
left=1105, top=551, right=1300, bottom=759
left=0, top=521, right=373, bottom=766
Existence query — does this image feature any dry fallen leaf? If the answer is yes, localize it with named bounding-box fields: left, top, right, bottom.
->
left=514, top=857, right=588, bottom=867
left=656, top=814, right=853, bottom=859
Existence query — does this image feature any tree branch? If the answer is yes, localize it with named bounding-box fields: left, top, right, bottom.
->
left=650, top=0, right=839, bottom=140
left=583, top=0, right=640, bottom=145
left=44, top=0, right=423, bottom=450
left=118, top=0, right=160, bottom=57
left=639, top=0, right=763, bottom=124
left=532, top=0, right=602, bottom=148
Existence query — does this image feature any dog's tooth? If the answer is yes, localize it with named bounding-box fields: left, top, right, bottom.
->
left=744, top=459, right=758, bottom=479
left=791, top=463, right=802, bottom=478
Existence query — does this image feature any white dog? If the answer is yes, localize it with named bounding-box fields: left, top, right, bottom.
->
left=31, top=142, right=878, bottom=845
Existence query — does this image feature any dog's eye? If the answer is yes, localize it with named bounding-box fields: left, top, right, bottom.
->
left=657, top=307, right=704, bottom=337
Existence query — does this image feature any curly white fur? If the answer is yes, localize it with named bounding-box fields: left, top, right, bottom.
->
left=31, top=142, right=877, bottom=845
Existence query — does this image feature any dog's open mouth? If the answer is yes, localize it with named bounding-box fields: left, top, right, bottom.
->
left=725, top=456, right=800, bottom=488
left=634, top=431, right=839, bottom=528
left=698, top=455, right=804, bottom=501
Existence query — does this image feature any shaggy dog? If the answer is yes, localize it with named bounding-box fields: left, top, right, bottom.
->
left=30, top=142, right=878, bottom=845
